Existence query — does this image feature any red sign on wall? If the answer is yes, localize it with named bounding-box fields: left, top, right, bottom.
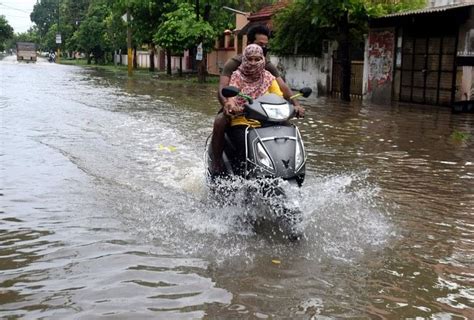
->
left=368, top=30, right=395, bottom=92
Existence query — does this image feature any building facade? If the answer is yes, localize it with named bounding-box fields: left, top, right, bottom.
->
left=363, top=3, right=474, bottom=106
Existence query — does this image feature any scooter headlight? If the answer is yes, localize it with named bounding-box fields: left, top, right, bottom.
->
left=295, top=141, right=304, bottom=171
left=256, top=142, right=274, bottom=170
left=261, top=103, right=291, bottom=121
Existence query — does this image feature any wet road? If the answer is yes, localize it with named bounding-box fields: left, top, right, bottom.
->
left=1, top=56, right=473, bottom=319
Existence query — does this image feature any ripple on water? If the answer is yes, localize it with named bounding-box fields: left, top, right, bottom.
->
left=2, top=57, right=473, bottom=318
left=108, top=166, right=393, bottom=266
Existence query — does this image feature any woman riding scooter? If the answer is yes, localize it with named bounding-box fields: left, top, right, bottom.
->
left=227, top=44, right=283, bottom=124
left=210, top=44, right=283, bottom=175
left=206, top=44, right=311, bottom=240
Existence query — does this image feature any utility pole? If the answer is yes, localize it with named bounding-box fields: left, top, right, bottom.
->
left=127, top=8, right=133, bottom=77
left=195, top=0, right=210, bottom=83
left=56, top=0, right=61, bottom=64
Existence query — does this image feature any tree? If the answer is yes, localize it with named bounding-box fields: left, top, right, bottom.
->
left=30, top=0, right=60, bottom=38
left=30, top=0, right=73, bottom=52
left=154, top=2, right=216, bottom=78
left=0, top=15, right=14, bottom=51
left=272, top=1, right=323, bottom=56
left=153, top=0, right=266, bottom=78
left=5, top=27, right=40, bottom=51
left=72, top=0, right=111, bottom=64
left=43, top=23, right=60, bottom=51
left=128, top=0, right=167, bottom=71
left=272, top=0, right=426, bottom=101
left=104, top=9, right=127, bottom=56
left=62, top=0, right=91, bottom=54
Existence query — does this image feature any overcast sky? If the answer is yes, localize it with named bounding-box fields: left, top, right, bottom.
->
left=1, top=0, right=36, bottom=33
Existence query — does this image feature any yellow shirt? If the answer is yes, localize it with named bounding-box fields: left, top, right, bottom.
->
left=231, top=80, right=283, bottom=127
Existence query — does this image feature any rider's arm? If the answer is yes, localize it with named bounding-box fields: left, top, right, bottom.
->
left=219, top=75, right=241, bottom=116
left=266, top=62, right=304, bottom=117
left=220, top=59, right=245, bottom=115
left=276, top=78, right=305, bottom=118
left=218, top=75, right=231, bottom=107
left=218, top=58, right=240, bottom=107
left=275, top=77, right=299, bottom=106
left=268, top=80, right=304, bottom=118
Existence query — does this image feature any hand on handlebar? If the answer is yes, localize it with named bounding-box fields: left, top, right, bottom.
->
left=223, top=99, right=244, bottom=116
left=294, top=105, right=305, bottom=118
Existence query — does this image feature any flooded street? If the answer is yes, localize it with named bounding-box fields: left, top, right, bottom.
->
left=1, top=56, right=473, bottom=319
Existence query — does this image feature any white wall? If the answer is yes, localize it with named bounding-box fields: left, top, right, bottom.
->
left=114, top=54, right=128, bottom=66
left=136, top=51, right=157, bottom=68
left=270, top=54, right=332, bottom=96
left=113, top=49, right=334, bottom=89
left=113, top=49, right=192, bottom=72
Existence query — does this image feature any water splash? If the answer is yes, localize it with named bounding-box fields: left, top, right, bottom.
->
left=120, top=167, right=393, bottom=265
left=298, top=171, right=393, bottom=261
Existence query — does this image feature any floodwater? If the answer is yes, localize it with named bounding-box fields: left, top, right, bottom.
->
left=1, top=55, right=473, bottom=319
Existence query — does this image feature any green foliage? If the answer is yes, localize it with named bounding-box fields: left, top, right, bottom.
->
left=30, top=0, right=60, bottom=38
left=23, top=0, right=284, bottom=66
left=61, top=0, right=91, bottom=51
left=450, top=130, right=471, bottom=142
left=5, top=28, right=39, bottom=50
left=27, top=0, right=427, bottom=67
left=43, top=23, right=60, bottom=50
left=72, top=0, right=111, bottom=63
left=0, top=15, right=14, bottom=51
left=365, top=0, right=427, bottom=16
left=154, top=2, right=216, bottom=54
left=29, top=0, right=83, bottom=51
left=129, top=0, right=167, bottom=46
left=104, top=11, right=127, bottom=51
left=271, top=2, right=323, bottom=56
left=272, top=0, right=426, bottom=56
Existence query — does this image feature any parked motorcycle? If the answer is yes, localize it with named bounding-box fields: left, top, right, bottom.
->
left=205, top=86, right=312, bottom=240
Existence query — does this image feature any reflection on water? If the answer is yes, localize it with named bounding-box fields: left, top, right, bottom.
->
left=1, top=56, right=473, bottom=318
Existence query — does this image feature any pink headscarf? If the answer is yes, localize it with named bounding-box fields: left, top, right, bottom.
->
left=230, top=44, right=275, bottom=105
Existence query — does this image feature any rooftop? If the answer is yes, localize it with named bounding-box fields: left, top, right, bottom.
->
left=248, top=1, right=289, bottom=21
left=378, top=2, right=473, bottom=18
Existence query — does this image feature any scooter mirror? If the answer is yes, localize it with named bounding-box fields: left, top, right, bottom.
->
left=222, top=86, right=240, bottom=98
left=299, top=87, right=312, bottom=98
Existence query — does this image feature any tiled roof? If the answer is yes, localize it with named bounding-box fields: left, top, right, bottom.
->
left=248, top=1, right=289, bottom=21
left=378, top=2, right=473, bottom=18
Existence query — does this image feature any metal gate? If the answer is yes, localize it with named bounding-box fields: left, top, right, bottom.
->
left=399, top=33, right=457, bottom=105
left=331, top=60, right=364, bottom=99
